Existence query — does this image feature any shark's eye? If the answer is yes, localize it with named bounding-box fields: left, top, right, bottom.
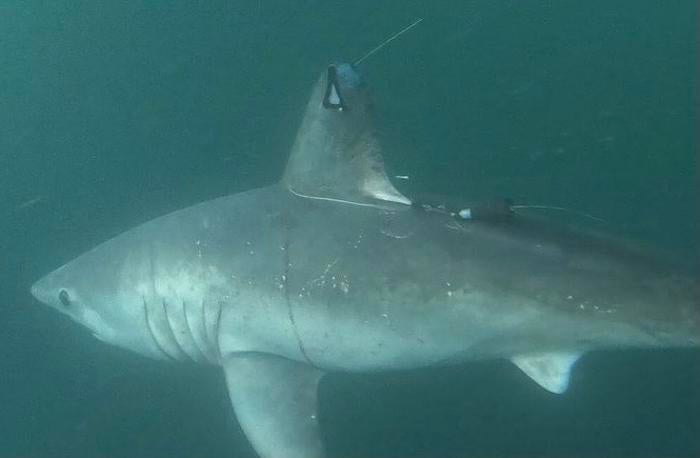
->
left=58, top=289, right=72, bottom=308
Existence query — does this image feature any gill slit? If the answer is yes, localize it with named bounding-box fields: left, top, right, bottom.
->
left=182, top=299, right=208, bottom=363
left=214, top=301, right=223, bottom=361
left=145, top=244, right=179, bottom=361
left=200, top=298, right=217, bottom=361
left=161, top=298, right=192, bottom=361
left=143, top=296, right=176, bottom=361
left=148, top=243, right=189, bottom=361
left=282, top=212, right=316, bottom=367
left=201, top=298, right=223, bottom=361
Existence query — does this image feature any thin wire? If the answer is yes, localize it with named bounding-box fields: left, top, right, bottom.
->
left=288, top=186, right=385, bottom=209
left=354, top=18, right=424, bottom=66
left=511, top=205, right=607, bottom=223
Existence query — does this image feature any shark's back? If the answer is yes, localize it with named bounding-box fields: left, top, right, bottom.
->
left=280, top=195, right=699, bottom=368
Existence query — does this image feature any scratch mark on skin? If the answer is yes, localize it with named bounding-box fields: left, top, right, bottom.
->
left=351, top=230, right=365, bottom=249
left=446, top=221, right=469, bottom=233
left=308, top=257, right=340, bottom=288
left=380, top=228, right=411, bottom=239
left=282, top=212, right=316, bottom=367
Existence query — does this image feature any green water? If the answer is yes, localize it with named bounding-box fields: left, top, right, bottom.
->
left=1, top=1, right=697, bottom=457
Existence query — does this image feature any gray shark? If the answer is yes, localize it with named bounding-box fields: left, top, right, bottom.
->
left=31, top=62, right=699, bottom=458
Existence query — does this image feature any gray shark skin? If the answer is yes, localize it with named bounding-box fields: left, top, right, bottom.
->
left=32, top=63, right=699, bottom=458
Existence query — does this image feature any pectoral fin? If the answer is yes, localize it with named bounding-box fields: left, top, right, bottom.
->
left=222, top=352, right=326, bottom=458
left=511, top=352, right=582, bottom=394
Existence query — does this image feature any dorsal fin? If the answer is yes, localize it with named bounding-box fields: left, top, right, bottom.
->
left=282, top=64, right=411, bottom=207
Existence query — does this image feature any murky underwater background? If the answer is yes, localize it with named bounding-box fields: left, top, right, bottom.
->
left=1, top=1, right=697, bottom=457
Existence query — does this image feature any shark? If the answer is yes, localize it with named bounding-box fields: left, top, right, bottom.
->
left=31, top=62, right=699, bottom=458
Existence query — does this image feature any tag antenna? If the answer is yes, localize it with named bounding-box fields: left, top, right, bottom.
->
left=354, top=18, right=423, bottom=66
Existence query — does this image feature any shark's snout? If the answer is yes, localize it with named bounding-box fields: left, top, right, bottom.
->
left=30, top=269, right=67, bottom=310
left=30, top=278, right=49, bottom=304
